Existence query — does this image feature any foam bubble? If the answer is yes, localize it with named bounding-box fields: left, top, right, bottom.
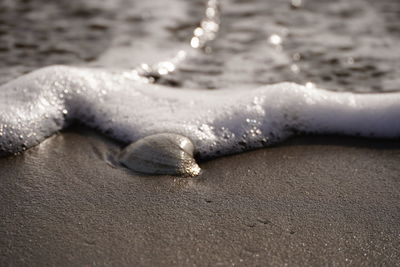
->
left=0, top=65, right=399, bottom=158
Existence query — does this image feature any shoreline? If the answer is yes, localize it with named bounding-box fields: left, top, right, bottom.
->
left=1, top=127, right=399, bottom=266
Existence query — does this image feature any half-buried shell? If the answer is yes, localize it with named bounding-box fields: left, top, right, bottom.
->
left=118, top=133, right=201, bottom=176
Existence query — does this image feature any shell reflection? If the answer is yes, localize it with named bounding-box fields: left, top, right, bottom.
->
left=118, top=133, right=201, bottom=177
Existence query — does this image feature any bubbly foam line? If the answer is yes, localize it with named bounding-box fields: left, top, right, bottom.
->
left=0, top=65, right=399, bottom=158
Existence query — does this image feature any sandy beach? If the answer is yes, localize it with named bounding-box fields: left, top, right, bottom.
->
left=1, top=127, right=399, bottom=266
left=1, top=0, right=400, bottom=265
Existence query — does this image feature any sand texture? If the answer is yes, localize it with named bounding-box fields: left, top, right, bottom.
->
left=1, top=127, right=399, bottom=266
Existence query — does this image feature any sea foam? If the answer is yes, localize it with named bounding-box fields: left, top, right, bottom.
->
left=0, top=65, right=399, bottom=158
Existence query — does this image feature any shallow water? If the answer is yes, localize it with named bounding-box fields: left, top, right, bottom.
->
left=1, top=0, right=400, bottom=92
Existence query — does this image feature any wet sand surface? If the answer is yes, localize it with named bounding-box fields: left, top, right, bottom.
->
left=1, top=127, right=400, bottom=266
left=1, top=0, right=400, bottom=265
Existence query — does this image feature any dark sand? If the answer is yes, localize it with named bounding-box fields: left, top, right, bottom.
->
left=1, top=127, right=399, bottom=266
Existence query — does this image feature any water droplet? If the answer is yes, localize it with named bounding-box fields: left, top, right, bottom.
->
left=290, top=0, right=302, bottom=8
left=191, top=37, right=200, bottom=48
left=269, top=34, right=282, bottom=46
left=194, top=27, right=204, bottom=37
left=290, top=64, right=300, bottom=73
left=305, top=82, right=316, bottom=89
left=206, top=7, right=216, bottom=18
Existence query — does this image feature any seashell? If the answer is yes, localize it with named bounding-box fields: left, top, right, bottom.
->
left=118, top=133, right=201, bottom=176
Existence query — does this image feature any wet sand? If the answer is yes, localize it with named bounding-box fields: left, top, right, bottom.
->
left=1, top=127, right=399, bottom=266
